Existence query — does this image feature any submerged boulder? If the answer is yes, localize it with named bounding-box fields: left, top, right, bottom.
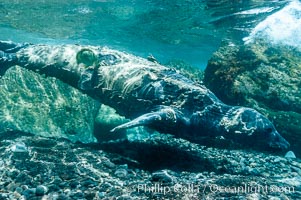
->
left=204, top=40, right=301, bottom=156
left=94, top=104, right=151, bottom=142
left=0, top=65, right=100, bottom=143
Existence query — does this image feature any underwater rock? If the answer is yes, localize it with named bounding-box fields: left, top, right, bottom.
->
left=204, top=40, right=301, bottom=156
left=94, top=104, right=152, bottom=142
left=0, top=66, right=100, bottom=143
left=94, top=104, right=129, bottom=141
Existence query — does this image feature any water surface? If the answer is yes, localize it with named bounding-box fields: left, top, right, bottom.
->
left=0, top=0, right=291, bottom=68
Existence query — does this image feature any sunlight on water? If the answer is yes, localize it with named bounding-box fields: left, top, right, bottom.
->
left=244, top=0, right=301, bottom=50
left=0, top=0, right=290, bottom=67
left=0, top=1, right=300, bottom=199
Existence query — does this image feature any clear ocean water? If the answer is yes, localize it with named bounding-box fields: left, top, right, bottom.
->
left=1, top=1, right=301, bottom=199
left=0, top=0, right=294, bottom=69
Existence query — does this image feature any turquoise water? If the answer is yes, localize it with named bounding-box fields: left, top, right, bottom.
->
left=0, top=0, right=289, bottom=69
left=1, top=1, right=301, bottom=199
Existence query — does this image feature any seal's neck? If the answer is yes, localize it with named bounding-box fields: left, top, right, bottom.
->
left=189, top=103, right=233, bottom=136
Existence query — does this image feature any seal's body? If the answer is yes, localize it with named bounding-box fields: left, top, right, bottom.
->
left=0, top=41, right=290, bottom=151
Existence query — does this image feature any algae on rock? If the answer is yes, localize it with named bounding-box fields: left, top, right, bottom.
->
left=0, top=65, right=100, bottom=143
left=204, top=41, right=301, bottom=156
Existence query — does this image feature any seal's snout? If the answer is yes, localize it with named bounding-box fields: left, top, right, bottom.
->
left=269, top=131, right=290, bottom=151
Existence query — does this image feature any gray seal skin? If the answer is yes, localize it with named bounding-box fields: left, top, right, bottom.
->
left=0, top=41, right=290, bottom=151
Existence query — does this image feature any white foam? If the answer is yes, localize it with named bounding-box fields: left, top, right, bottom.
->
left=243, top=0, right=301, bottom=49
left=235, top=7, right=274, bottom=15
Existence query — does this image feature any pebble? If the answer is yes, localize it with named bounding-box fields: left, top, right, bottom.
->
left=13, top=191, right=22, bottom=199
left=278, top=176, right=301, bottom=187
left=115, top=164, right=129, bottom=178
left=7, top=182, right=17, bottom=192
left=10, top=142, right=28, bottom=153
left=243, top=166, right=252, bottom=174
left=57, top=194, right=69, bottom=200
left=7, top=170, right=19, bottom=179
left=117, top=195, right=133, bottom=200
left=48, top=184, right=60, bottom=192
left=71, top=190, right=84, bottom=198
left=59, top=181, right=69, bottom=188
left=0, top=194, right=8, bottom=199
left=22, top=188, right=36, bottom=198
left=82, top=178, right=98, bottom=188
left=249, top=168, right=260, bottom=176
left=246, top=193, right=260, bottom=200
left=15, top=172, right=28, bottom=183
left=291, top=166, right=301, bottom=175
left=35, top=185, right=48, bottom=196
left=21, top=185, right=29, bottom=190
left=151, top=170, right=175, bottom=184
left=51, top=177, right=63, bottom=185
left=15, top=186, right=23, bottom=194
left=97, top=191, right=106, bottom=198
left=115, top=168, right=128, bottom=178
left=99, top=182, right=112, bottom=191
left=64, top=188, right=71, bottom=195
left=69, top=180, right=79, bottom=189
left=0, top=160, right=4, bottom=167
left=85, top=191, right=96, bottom=199
left=119, top=164, right=128, bottom=170
left=103, top=159, right=116, bottom=169
left=285, top=151, right=296, bottom=159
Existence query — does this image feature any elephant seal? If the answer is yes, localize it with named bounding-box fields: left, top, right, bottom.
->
left=0, top=41, right=290, bottom=151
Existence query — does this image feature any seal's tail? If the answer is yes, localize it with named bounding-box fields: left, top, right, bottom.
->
left=0, top=41, right=29, bottom=75
left=0, top=40, right=29, bottom=53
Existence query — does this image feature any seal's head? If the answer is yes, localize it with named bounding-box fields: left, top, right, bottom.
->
left=220, top=107, right=290, bottom=151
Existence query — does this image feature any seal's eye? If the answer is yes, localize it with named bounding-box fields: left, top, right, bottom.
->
left=76, top=49, right=98, bottom=66
left=264, top=127, right=275, bottom=138
left=265, top=127, right=273, bottom=133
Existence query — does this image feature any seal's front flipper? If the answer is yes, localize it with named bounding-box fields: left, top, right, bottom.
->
left=111, top=107, right=180, bottom=133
